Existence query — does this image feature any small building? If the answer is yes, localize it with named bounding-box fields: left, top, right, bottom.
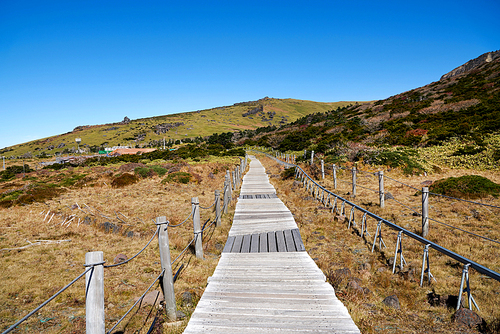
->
left=108, top=148, right=156, bottom=156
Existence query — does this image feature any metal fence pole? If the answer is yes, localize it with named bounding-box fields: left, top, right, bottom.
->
left=422, top=187, right=429, bottom=237
left=379, top=171, right=385, bottom=208
left=310, top=150, right=314, bottom=165
left=321, top=160, right=325, bottom=180
left=192, top=197, right=203, bottom=259
left=215, top=190, right=221, bottom=227
left=352, top=166, right=357, bottom=198
left=85, top=251, right=105, bottom=334
left=333, top=164, right=337, bottom=189
left=156, top=216, right=177, bottom=322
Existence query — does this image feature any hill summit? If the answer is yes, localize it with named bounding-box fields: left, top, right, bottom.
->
left=441, top=50, right=500, bottom=80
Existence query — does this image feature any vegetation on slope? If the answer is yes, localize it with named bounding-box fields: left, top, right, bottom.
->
left=1, top=98, right=356, bottom=158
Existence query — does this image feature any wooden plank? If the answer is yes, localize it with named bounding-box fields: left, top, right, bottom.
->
left=241, top=234, right=251, bottom=253
left=231, top=235, right=243, bottom=253
left=284, top=229, right=296, bottom=252
left=267, top=231, right=277, bottom=252
left=276, top=230, right=286, bottom=252
left=259, top=232, right=268, bottom=253
left=291, top=228, right=306, bottom=252
left=222, top=236, right=235, bottom=253
left=250, top=234, right=259, bottom=253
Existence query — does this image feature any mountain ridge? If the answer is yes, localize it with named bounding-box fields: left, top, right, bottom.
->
left=440, top=50, right=500, bottom=80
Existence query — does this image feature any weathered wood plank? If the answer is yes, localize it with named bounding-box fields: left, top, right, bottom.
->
left=231, top=235, right=243, bottom=253
left=259, top=232, right=268, bottom=252
left=276, top=230, right=286, bottom=252
left=250, top=234, right=259, bottom=253
left=291, top=228, right=306, bottom=252
left=222, top=236, right=235, bottom=253
left=267, top=231, right=277, bottom=252
left=284, top=229, right=296, bottom=252
left=241, top=234, right=251, bottom=253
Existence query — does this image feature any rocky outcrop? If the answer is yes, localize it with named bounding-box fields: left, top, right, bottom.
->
left=242, top=105, right=263, bottom=117
left=440, top=50, right=500, bottom=80
left=154, top=122, right=184, bottom=135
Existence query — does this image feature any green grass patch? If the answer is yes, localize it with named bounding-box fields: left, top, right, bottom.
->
left=134, top=165, right=168, bottom=178
left=429, top=175, right=500, bottom=199
left=60, top=173, right=87, bottom=187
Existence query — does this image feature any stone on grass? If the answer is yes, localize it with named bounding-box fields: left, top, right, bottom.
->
left=382, top=295, right=400, bottom=309
left=113, top=253, right=128, bottom=264
left=135, top=290, right=164, bottom=307
left=176, top=310, right=186, bottom=320
left=181, top=291, right=194, bottom=306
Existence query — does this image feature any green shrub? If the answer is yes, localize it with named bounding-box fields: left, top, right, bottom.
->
left=0, top=165, right=33, bottom=182
left=368, top=150, right=425, bottom=175
left=281, top=167, right=296, bottom=180
left=452, top=145, right=485, bottom=156
left=162, top=172, right=191, bottom=184
left=430, top=175, right=500, bottom=199
left=134, top=167, right=154, bottom=178
left=150, top=165, right=167, bottom=176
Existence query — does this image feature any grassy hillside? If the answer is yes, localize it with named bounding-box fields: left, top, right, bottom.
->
left=1, top=98, right=357, bottom=158
left=242, top=56, right=500, bottom=171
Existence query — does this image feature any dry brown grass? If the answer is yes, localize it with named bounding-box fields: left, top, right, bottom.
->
left=260, top=156, right=500, bottom=333
left=0, top=157, right=240, bottom=333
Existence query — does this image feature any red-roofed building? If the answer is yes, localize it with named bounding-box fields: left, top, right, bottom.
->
left=109, top=148, right=156, bottom=156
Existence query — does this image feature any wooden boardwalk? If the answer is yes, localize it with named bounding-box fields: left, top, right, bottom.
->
left=183, top=157, right=361, bottom=333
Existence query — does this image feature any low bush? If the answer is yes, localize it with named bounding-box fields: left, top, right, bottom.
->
left=429, top=175, right=500, bottom=199
left=281, top=167, right=296, bottom=180
left=16, top=185, right=65, bottom=205
left=367, top=149, right=425, bottom=175
left=162, top=172, right=191, bottom=184
left=111, top=173, right=138, bottom=188
left=0, top=165, right=33, bottom=182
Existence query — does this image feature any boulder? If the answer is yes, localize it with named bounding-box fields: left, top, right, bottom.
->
left=453, top=308, right=484, bottom=330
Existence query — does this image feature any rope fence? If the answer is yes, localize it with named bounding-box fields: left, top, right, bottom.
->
left=1, top=155, right=249, bottom=334
left=251, top=149, right=500, bottom=312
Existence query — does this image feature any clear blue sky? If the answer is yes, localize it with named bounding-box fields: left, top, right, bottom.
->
left=1, top=0, right=499, bottom=149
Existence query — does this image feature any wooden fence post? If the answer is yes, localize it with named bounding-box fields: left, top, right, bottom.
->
left=156, top=216, right=177, bottom=322
left=85, top=251, right=105, bottom=334
left=223, top=177, right=229, bottom=214
left=227, top=170, right=232, bottom=201
left=352, top=166, right=357, bottom=198
left=215, top=190, right=221, bottom=227
left=422, top=187, right=429, bottom=237
left=333, top=164, right=337, bottom=189
left=192, top=197, right=203, bottom=259
left=379, top=171, right=385, bottom=208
